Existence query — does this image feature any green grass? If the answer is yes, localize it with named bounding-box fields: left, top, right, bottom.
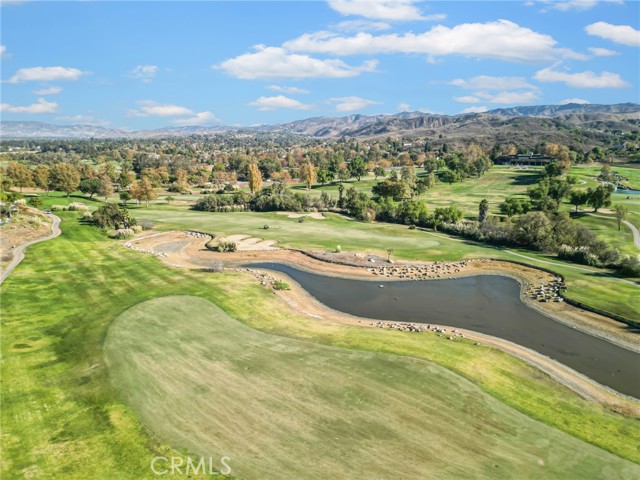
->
left=1, top=213, right=639, bottom=480
left=105, top=295, right=638, bottom=480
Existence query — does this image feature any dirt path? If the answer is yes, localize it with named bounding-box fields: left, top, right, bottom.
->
left=0, top=214, right=61, bottom=285
left=588, top=212, right=640, bottom=250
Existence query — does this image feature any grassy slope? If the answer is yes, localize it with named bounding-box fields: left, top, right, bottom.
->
left=105, top=295, right=637, bottom=480
left=1, top=213, right=639, bottom=480
left=132, top=208, right=639, bottom=321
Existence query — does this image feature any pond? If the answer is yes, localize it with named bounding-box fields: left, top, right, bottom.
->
left=249, top=262, right=640, bottom=398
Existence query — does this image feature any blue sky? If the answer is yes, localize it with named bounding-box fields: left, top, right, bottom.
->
left=1, top=0, right=639, bottom=129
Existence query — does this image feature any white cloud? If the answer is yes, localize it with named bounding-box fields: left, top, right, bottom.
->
left=461, top=106, right=489, bottom=114
left=453, top=95, right=481, bottom=103
left=32, top=86, right=62, bottom=95
left=267, top=85, right=310, bottom=95
left=328, top=0, right=425, bottom=21
left=217, top=45, right=378, bottom=79
left=56, top=114, right=111, bottom=126
left=585, top=22, right=640, bottom=47
left=0, top=98, right=58, bottom=114
left=451, top=75, right=540, bottom=105
left=7, top=66, right=86, bottom=83
left=588, top=47, right=619, bottom=56
left=332, top=19, right=391, bottom=32
left=249, top=95, right=312, bottom=111
left=128, top=100, right=195, bottom=117
left=0, top=45, right=7, bottom=58
left=397, top=102, right=410, bottom=111
left=127, top=65, right=158, bottom=82
left=560, top=98, right=590, bottom=105
left=449, top=75, right=537, bottom=91
left=171, top=111, right=219, bottom=126
left=536, top=0, right=622, bottom=11
left=534, top=65, right=629, bottom=88
left=284, top=20, right=581, bottom=62
left=328, top=96, right=382, bottom=112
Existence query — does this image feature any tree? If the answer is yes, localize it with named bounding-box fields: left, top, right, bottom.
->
left=98, top=176, right=114, bottom=200
left=499, top=197, right=530, bottom=217
left=614, top=204, right=627, bottom=231
left=569, top=190, right=588, bottom=212
left=119, top=191, right=131, bottom=206
left=130, top=177, right=157, bottom=207
left=247, top=162, right=263, bottom=195
left=479, top=199, right=489, bottom=223
left=27, top=196, right=43, bottom=209
left=92, top=203, right=136, bottom=229
left=49, top=163, right=80, bottom=197
left=33, top=165, right=51, bottom=195
left=7, top=162, right=33, bottom=192
left=348, top=157, right=367, bottom=181
left=373, top=166, right=386, bottom=180
left=300, top=162, right=316, bottom=190
left=79, top=178, right=102, bottom=199
left=440, top=170, right=460, bottom=185
left=586, top=185, right=613, bottom=212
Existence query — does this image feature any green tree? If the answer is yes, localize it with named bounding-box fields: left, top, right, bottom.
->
left=27, top=196, right=43, bottom=209
left=373, top=166, right=386, bottom=180
left=499, top=197, right=530, bottom=217
left=50, top=163, right=80, bottom=197
left=614, top=204, right=627, bottom=231
left=79, top=178, right=102, bottom=199
left=479, top=199, right=489, bottom=223
left=7, top=162, right=33, bottom=192
left=119, top=191, right=131, bottom=206
left=586, top=185, right=614, bottom=212
left=348, top=157, right=367, bottom=181
left=569, top=191, right=588, bottom=212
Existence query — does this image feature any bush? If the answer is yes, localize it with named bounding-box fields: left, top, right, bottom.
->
left=138, top=219, right=154, bottom=231
left=68, top=202, right=88, bottom=211
left=109, top=228, right=135, bottom=239
left=217, top=240, right=237, bottom=252
left=92, top=203, right=136, bottom=230
left=335, top=245, right=342, bottom=253
left=51, top=204, right=68, bottom=211
left=273, top=281, right=290, bottom=290
left=82, top=212, right=93, bottom=221
left=618, top=255, right=640, bottom=277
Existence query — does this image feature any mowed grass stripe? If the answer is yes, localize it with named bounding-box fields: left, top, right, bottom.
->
left=105, top=295, right=637, bottom=480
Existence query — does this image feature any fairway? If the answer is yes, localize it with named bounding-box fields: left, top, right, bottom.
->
left=105, top=296, right=637, bottom=480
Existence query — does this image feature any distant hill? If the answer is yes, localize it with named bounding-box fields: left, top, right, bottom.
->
left=1, top=104, right=639, bottom=147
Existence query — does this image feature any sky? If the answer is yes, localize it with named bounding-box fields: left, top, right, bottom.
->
left=1, top=0, right=639, bottom=129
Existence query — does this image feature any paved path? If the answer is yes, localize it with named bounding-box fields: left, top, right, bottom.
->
left=0, top=214, right=61, bottom=285
left=588, top=213, right=640, bottom=250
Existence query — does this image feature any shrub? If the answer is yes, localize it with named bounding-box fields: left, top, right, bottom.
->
left=138, top=219, right=154, bottom=231
left=82, top=212, right=93, bottom=221
left=110, top=228, right=135, bottom=239
left=51, top=204, right=68, bottom=211
left=217, top=240, right=237, bottom=252
left=68, top=202, right=88, bottom=211
left=273, top=281, right=290, bottom=290
left=335, top=245, right=342, bottom=253
left=618, top=255, right=640, bottom=277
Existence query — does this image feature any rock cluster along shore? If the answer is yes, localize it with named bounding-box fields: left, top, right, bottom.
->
left=234, top=268, right=287, bottom=290
left=367, top=260, right=473, bottom=279
left=525, top=277, right=566, bottom=303
left=124, top=241, right=168, bottom=258
left=360, top=320, right=467, bottom=339
left=184, top=231, right=211, bottom=239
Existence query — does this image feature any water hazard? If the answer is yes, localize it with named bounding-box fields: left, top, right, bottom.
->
left=249, top=262, right=640, bottom=398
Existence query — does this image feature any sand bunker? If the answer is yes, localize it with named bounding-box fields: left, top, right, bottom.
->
left=276, top=212, right=325, bottom=219
left=219, top=234, right=278, bottom=251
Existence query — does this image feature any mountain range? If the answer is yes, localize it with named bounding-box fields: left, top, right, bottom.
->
left=1, top=103, right=638, bottom=141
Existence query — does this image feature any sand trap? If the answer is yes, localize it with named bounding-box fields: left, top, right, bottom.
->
left=219, top=234, right=279, bottom=251
left=277, top=212, right=326, bottom=219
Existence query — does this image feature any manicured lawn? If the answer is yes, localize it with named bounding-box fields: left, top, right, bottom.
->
left=1, top=213, right=639, bottom=480
left=105, top=295, right=639, bottom=480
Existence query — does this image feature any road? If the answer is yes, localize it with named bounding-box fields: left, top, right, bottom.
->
left=0, top=214, right=62, bottom=285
